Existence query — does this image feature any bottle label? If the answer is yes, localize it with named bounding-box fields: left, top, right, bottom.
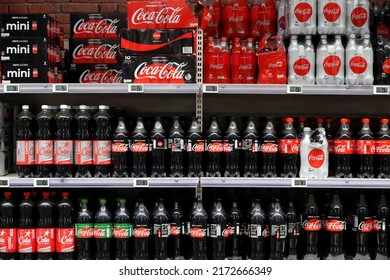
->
left=373, top=220, right=386, bottom=231
left=152, top=139, right=167, bottom=150
left=54, top=140, right=74, bottom=164
left=17, top=228, right=36, bottom=253
left=223, top=140, right=239, bottom=153
left=16, top=140, right=35, bottom=165
left=190, top=226, right=207, bottom=238
left=278, top=139, right=299, bottom=154
left=74, top=140, right=93, bottom=165
left=350, top=7, right=368, bottom=28
left=0, top=228, right=17, bottom=253
left=209, top=224, right=221, bottom=238
left=94, top=223, right=113, bottom=238
left=357, top=219, right=373, bottom=233
left=325, top=219, right=346, bottom=232
left=133, top=227, right=151, bottom=238
left=334, top=139, right=355, bottom=155
left=36, top=228, right=55, bottom=252
left=302, top=219, right=321, bottom=232
left=131, top=141, right=149, bottom=153
left=261, top=142, right=278, bottom=153
left=271, top=224, right=287, bottom=239
left=308, top=148, right=325, bottom=168
left=323, top=2, right=341, bottom=22
left=248, top=224, right=267, bottom=238
left=35, top=140, right=54, bottom=164
left=376, top=140, right=390, bottom=155
left=328, top=139, right=335, bottom=154
left=75, top=223, right=94, bottom=238
left=356, top=140, right=375, bottom=155
left=186, top=140, right=205, bottom=153
left=113, top=223, right=132, bottom=238
left=294, top=2, right=313, bottom=23
left=56, top=228, right=75, bottom=253
left=170, top=138, right=185, bottom=152
left=288, top=222, right=299, bottom=236
left=207, top=141, right=224, bottom=153
left=242, top=139, right=259, bottom=153
left=112, top=142, right=129, bottom=153
left=93, top=140, right=111, bottom=165
left=153, top=224, right=170, bottom=238
left=170, top=224, right=181, bottom=236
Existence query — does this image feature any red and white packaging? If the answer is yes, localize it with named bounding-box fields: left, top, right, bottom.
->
left=36, top=228, right=55, bottom=253
left=56, top=228, right=75, bottom=253
left=288, top=35, right=315, bottom=85
left=17, top=229, right=36, bottom=253
left=70, top=39, right=121, bottom=64
left=54, top=140, right=73, bottom=165
left=67, top=64, right=123, bottom=83
left=0, top=228, right=17, bottom=253
left=231, top=38, right=256, bottom=84
left=204, top=0, right=223, bottom=38
left=204, top=37, right=230, bottom=84
left=16, top=140, right=35, bottom=165
left=287, top=0, right=317, bottom=35
left=318, top=0, right=346, bottom=35
left=35, top=140, right=54, bottom=165
left=347, top=0, right=370, bottom=37
left=93, top=140, right=111, bottom=165
left=222, top=0, right=249, bottom=39
left=74, top=140, right=93, bottom=165
left=250, top=0, right=277, bottom=40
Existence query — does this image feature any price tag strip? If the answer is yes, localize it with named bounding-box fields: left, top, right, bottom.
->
left=291, top=178, right=307, bottom=188
left=52, top=84, right=69, bottom=93
left=3, top=84, right=20, bottom=93
left=287, top=85, right=303, bottom=94
left=34, top=179, right=50, bottom=188
left=373, top=85, right=390, bottom=95
left=203, top=84, right=219, bottom=93
left=128, top=84, right=144, bottom=93
left=133, top=178, right=149, bottom=188
left=0, top=179, right=9, bottom=188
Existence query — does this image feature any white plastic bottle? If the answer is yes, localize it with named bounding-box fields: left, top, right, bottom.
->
left=318, top=0, right=347, bottom=34
left=346, top=34, right=373, bottom=85
left=347, top=0, right=370, bottom=36
left=287, top=0, right=317, bottom=35
left=288, top=35, right=315, bottom=84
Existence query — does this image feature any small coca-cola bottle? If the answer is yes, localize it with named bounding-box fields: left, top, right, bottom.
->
left=0, top=192, right=16, bottom=260
left=209, top=199, right=228, bottom=260
left=16, top=105, right=35, bottom=178
left=325, top=118, right=335, bottom=176
left=35, top=105, right=54, bottom=178
left=224, top=117, right=240, bottom=177
left=247, top=199, right=267, bottom=260
left=114, top=199, right=131, bottom=260
left=37, top=192, right=55, bottom=260
left=261, top=118, right=278, bottom=177
left=133, top=200, right=151, bottom=260
left=112, top=118, right=129, bottom=177
left=18, top=192, right=36, bottom=260
left=93, top=105, right=112, bottom=178
left=56, top=192, right=74, bottom=260
left=54, top=105, right=73, bottom=177
left=187, top=117, right=204, bottom=177
left=326, top=192, right=346, bottom=260
left=151, top=117, right=167, bottom=178
left=131, top=118, right=149, bottom=178
left=243, top=118, right=259, bottom=177
left=169, top=200, right=184, bottom=260
left=377, top=118, right=390, bottom=178
left=169, top=116, right=185, bottom=177
left=357, top=119, right=375, bottom=178
left=75, top=198, right=93, bottom=260
left=94, top=198, right=112, bottom=260
left=335, top=118, right=354, bottom=178
left=285, top=201, right=299, bottom=260
left=153, top=199, right=170, bottom=260
left=353, top=193, right=372, bottom=260
left=279, top=118, right=299, bottom=178
left=206, top=117, right=223, bottom=177
left=74, top=105, right=93, bottom=178
left=227, top=201, right=244, bottom=259
left=373, top=192, right=389, bottom=260
left=190, top=199, right=208, bottom=260
left=301, top=193, right=321, bottom=260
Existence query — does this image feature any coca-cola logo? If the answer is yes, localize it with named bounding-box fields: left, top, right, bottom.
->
left=377, top=24, right=390, bottom=39
left=73, top=19, right=120, bottom=36
left=114, top=228, right=129, bottom=238
left=56, top=142, right=70, bottom=155
left=351, top=7, right=368, bottom=27
left=323, top=3, right=341, bottom=22
left=190, top=227, right=206, bottom=238
left=77, top=228, right=94, bottom=238
left=59, top=230, right=74, bottom=244
left=222, top=228, right=229, bottom=238
left=72, top=44, right=118, bottom=62
left=170, top=226, right=180, bottom=236
left=302, top=219, right=321, bottom=231
left=134, top=62, right=187, bottom=82
left=131, top=142, right=149, bottom=152
left=323, top=55, right=341, bottom=76
left=255, top=20, right=270, bottom=26
left=97, top=143, right=110, bottom=156
left=358, top=220, right=373, bottom=233
left=261, top=143, right=278, bottom=153
left=349, top=56, right=367, bottom=75
left=37, top=142, right=52, bottom=155
left=77, top=143, right=92, bottom=155
left=153, top=31, right=161, bottom=41
left=294, top=2, right=313, bottom=23
left=18, top=235, right=32, bottom=245
left=133, top=227, right=150, bottom=238
left=293, top=58, right=311, bottom=76
left=279, top=15, right=285, bottom=30
left=308, top=148, right=325, bottom=169
left=239, top=64, right=253, bottom=71
left=268, top=61, right=283, bottom=68
left=382, top=59, right=390, bottom=74
left=112, top=142, right=128, bottom=153
left=192, top=142, right=205, bottom=153
left=94, top=229, right=105, bottom=238
left=37, top=235, right=50, bottom=244
left=229, top=16, right=244, bottom=23
left=210, top=64, right=224, bottom=70
left=79, top=69, right=123, bottom=83
left=208, top=142, right=224, bottom=152
left=131, top=7, right=183, bottom=25
left=325, top=219, right=345, bottom=232
left=376, top=140, right=390, bottom=154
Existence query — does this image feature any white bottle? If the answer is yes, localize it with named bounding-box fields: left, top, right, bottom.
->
left=318, top=0, right=347, bottom=34
left=347, top=0, right=370, bottom=36
left=346, top=34, right=373, bottom=85
left=287, top=0, right=317, bottom=35
left=362, top=34, right=374, bottom=85
left=288, top=35, right=315, bottom=84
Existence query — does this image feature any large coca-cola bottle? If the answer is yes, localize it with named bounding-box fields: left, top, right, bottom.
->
left=269, top=199, right=287, bottom=260
left=335, top=118, right=354, bottom=178
left=131, top=118, right=149, bottom=177
left=250, top=0, right=276, bottom=39
left=187, top=117, right=204, bottom=177
left=94, top=198, right=112, bottom=260
left=18, top=192, right=36, bottom=260
left=190, top=199, right=208, bottom=260
left=74, top=105, right=92, bottom=178
left=133, top=200, right=151, bottom=260
left=153, top=199, right=170, bottom=260
left=16, top=105, right=35, bottom=178
left=247, top=199, right=267, bottom=260
left=227, top=201, right=244, bottom=259
left=56, top=192, right=74, bottom=260
left=169, top=116, right=185, bottom=177
left=151, top=117, right=167, bottom=178
left=75, top=198, right=93, bottom=260
left=261, top=118, right=278, bottom=177
left=242, top=118, right=259, bottom=177
left=353, top=193, right=372, bottom=260
left=373, top=192, right=389, bottom=260
left=204, top=0, right=223, bottom=38
left=54, top=105, right=73, bottom=177
left=301, top=193, right=321, bottom=260
left=93, top=105, right=112, bottom=178
left=224, top=117, right=240, bottom=177
left=376, top=118, right=390, bottom=178
left=35, top=105, right=54, bottom=178
left=223, top=0, right=249, bottom=39
left=114, top=199, right=131, bottom=260
left=0, top=192, right=16, bottom=260
left=279, top=118, right=299, bottom=177
left=169, top=200, right=184, bottom=259
left=325, top=192, right=346, bottom=260
left=209, top=199, right=228, bottom=260
left=285, top=201, right=299, bottom=260
left=112, top=118, right=129, bottom=177
left=325, top=118, right=335, bottom=176
left=37, top=192, right=55, bottom=260
left=357, top=118, right=375, bottom=178
left=206, top=117, right=223, bottom=177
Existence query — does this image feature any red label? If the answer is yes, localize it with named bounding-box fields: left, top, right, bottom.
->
left=72, top=43, right=119, bottom=64
left=54, top=140, right=73, bottom=165
left=112, top=142, right=128, bottom=153
left=79, top=69, right=123, bottom=83
left=56, top=228, right=75, bottom=253
left=170, top=225, right=180, bottom=236
left=308, top=149, right=325, bottom=168
left=325, top=219, right=345, bottom=232
left=93, top=140, right=111, bottom=165
left=376, top=140, right=390, bottom=154
left=294, top=2, right=313, bottom=23
left=356, top=140, right=375, bottom=155
left=382, top=59, right=390, bottom=74
left=261, top=142, right=278, bottom=153
left=351, top=7, right=368, bottom=28
left=131, top=142, right=149, bottom=153
left=35, top=140, right=54, bottom=164
left=323, top=2, right=341, bottom=22
left=323, top=55, right=342, bottom=76
left=207, top=142, right=224, bottom=153
left=0, top=228, right=17, bottom=253
left=278, top=139, right=299, bottom=154
left=328, top=139, right=335, bottom=153
left=373, top=220, right=381, bottom=231
left=73, top=19, right=121, bottom=39
left=293, top=58, right=311, bottom=76
left=133, top=227, right=150, bottom=238
left=74, top=140, right=93, bottom=165
left=190, top=141, right=205, bottom=153
left=334, top=139, right=355, bottom=155
left=190, top=227, right=206, bottom=238
left=17, top=229, right=36, bottom=253
left=302, top=219, right=321, bottom=231
left=349, top=56, right=367, bottom=75
left=377, top=24, right=390, bottom=39
left=153, top=31, right=161, bottom=40
left=250, top=0, right=276, bottom=39
left=279, top=15, right=285, bottom=30
left=36, top=228, right=55, bottom=253
left=358, top=220, right=373, bottom=233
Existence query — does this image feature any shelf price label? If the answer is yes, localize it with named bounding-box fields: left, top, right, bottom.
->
left=287, top=85, right=303, bottom=94
left=133, top=178, right=149, bottom=188
left=3, top=84, right=20, bottom=93
left=128, top=84, right=144, bottom=93
left=0, top=179, right=9, bottom=188
left=52, top=84, right=69, bottom=93
left=203, top=84, right=219, bottom=93
left=291, top=178, right=307, bottom=188
left=373, top=85, right=389, bottom=95
left=34, top=179, right=50, bottom=188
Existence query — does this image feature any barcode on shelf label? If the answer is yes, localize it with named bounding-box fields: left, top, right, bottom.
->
left=373, top=86, right=389, bottom=95
left=203, top=84, right=218, bottom=93
left=182, top=46, right=193, bottom=54
left=291, top=178, right=307, bottom=188
left=52, top=84, right=68, bottom=93
left=133, top=178, right=149, bottom=188
left=34, top=179, right=50, bottom=188
left=128, top=84, right=144, bottom=93
left=3, top=84, right=19, bottom=93
left=287, top=85, right=303, bottom=94
left=0, top=179, right=9, bottom=188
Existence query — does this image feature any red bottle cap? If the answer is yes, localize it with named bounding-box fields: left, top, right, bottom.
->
left=4, top=192, right=11, bottom=197
left=62, top=192, right=69, bottom=197
left=23, top=192, right=31, bottom=197
left=380, top=118, right=389, bottom=124
left=325, top=118, right=332, bottom=123
left=298, top=117, right=306, bottom=122
left=340, top=118, right=349, bottom=123
left=362, top=118, right=370, bottom=123
left=284, top=117, right=294, bottom=123
left=42, top=192, right=50, bottom=197
left=317, top=118, right=324, bottom=123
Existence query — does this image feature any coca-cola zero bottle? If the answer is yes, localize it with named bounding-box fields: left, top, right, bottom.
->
left=131, top=118, right=149, bottom=177
left=133, top=200, right=151, bottom=260
left=326, top=192, right=346, bottom=260
left=224, top=117, right=240, bottom=177
left=247, top=199, right=267, bottom=260
left=206, top=117, right=223, bottom=177
left=153, top=199, right=170, bottom=260
left=169, top=200, right=184, bottom=259
left=243, top=118, right=259, bottom=177
left=301, top=193, right=321, bottom=260
left=169, top=117, right=185, bottom=177
left=187, top=117, right=204, bottom=177
left=190, top=199, right=208, bottom=260
left=261, top=118, right=278, bottom=177
left=151, top=117, right=167, bottom=178
left=209, top=199, right=228, bottom=260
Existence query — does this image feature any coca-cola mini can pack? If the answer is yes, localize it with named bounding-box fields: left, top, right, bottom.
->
left=70, top=39, right=122, bottom=64
left=122, top=56, right=196, bottom=84
left=1, top=61, right=58, bottom=83
left=120, top=29, right=194, bottom=55
left=67, top=64, right=123, bottom=83
left=70, top=13, right=127, bottom=39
